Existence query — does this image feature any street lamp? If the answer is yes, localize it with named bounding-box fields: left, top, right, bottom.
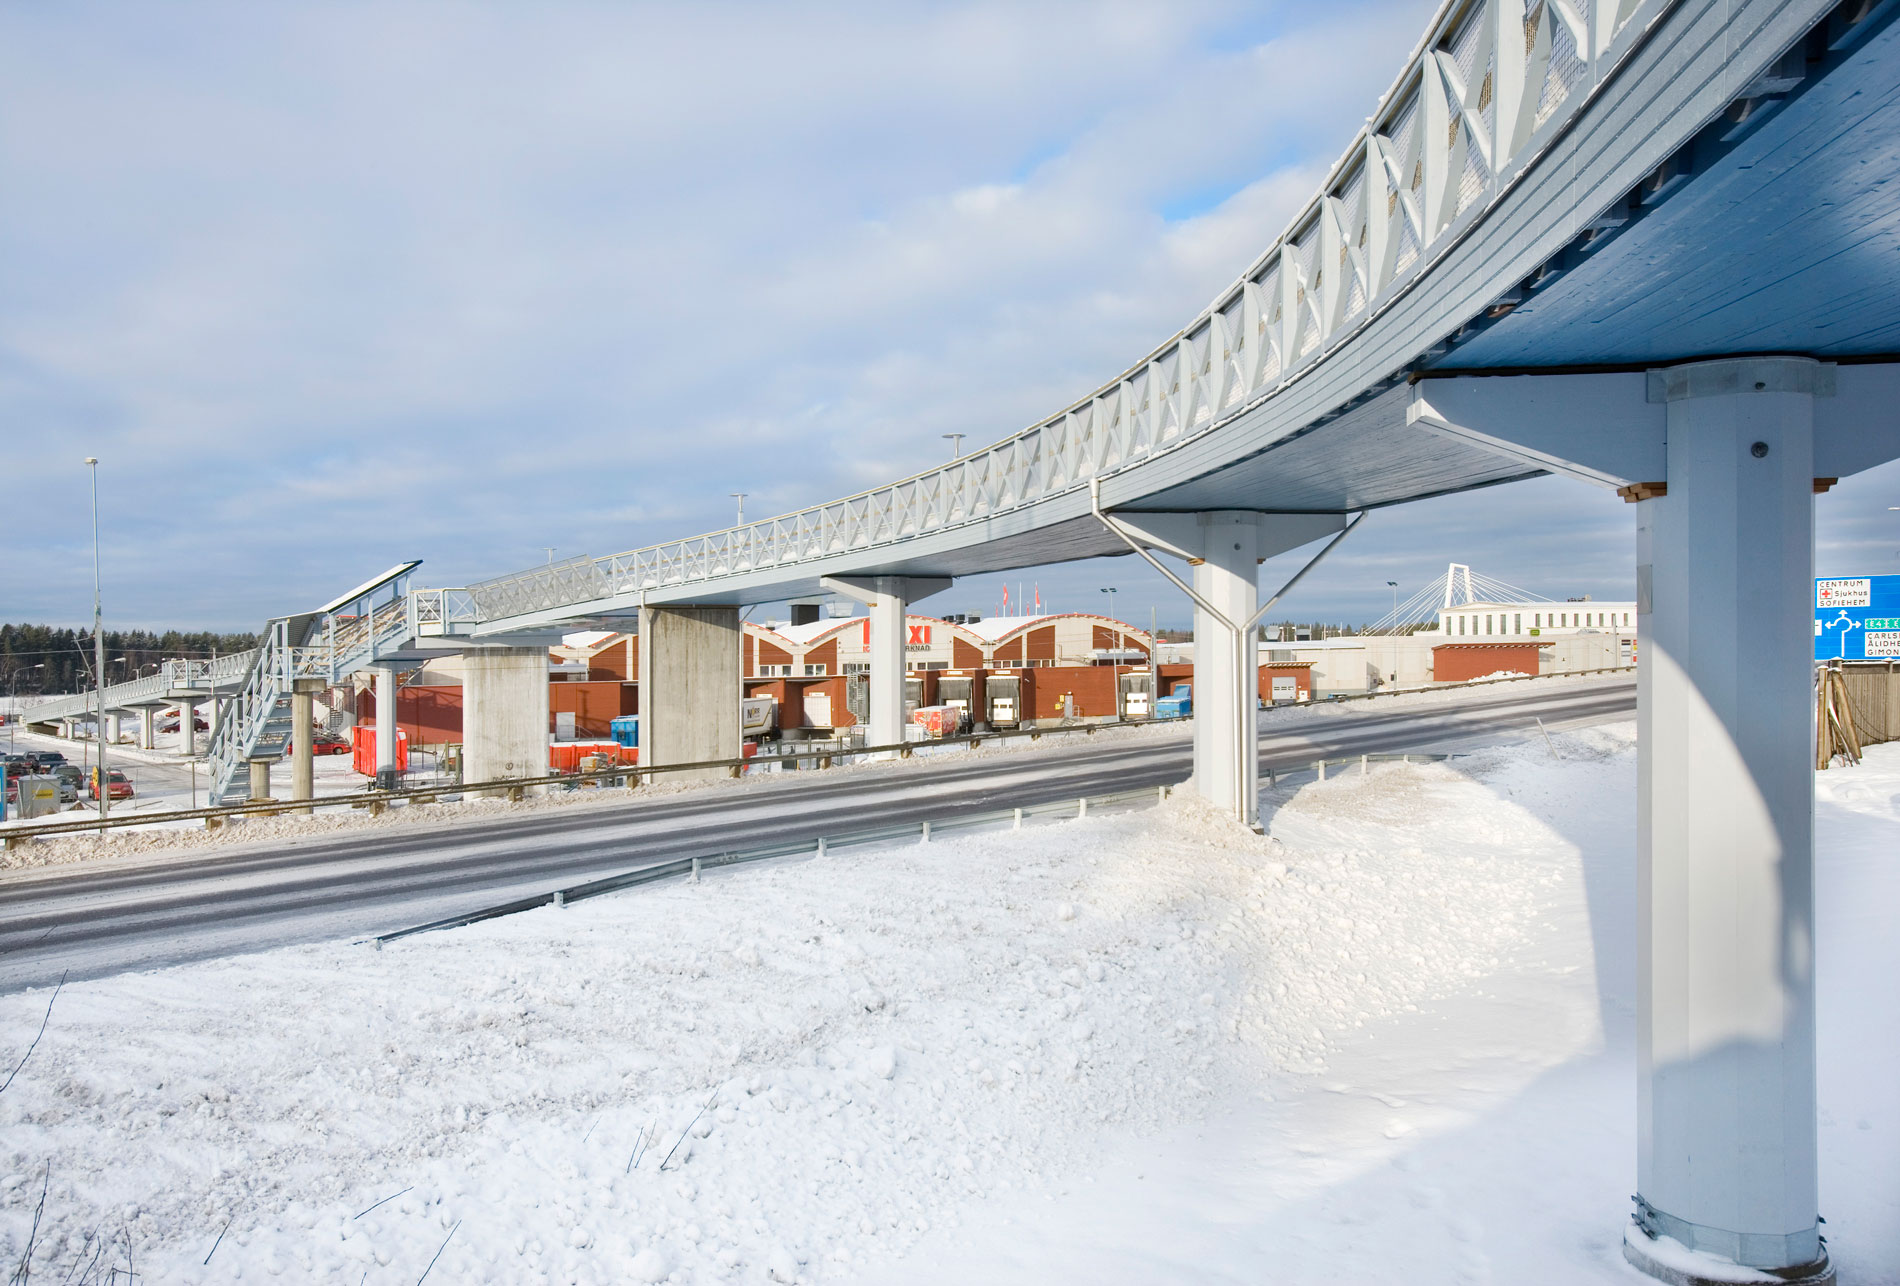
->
left=1387, top=580, right=1399, bottom=624
left=85, top=457, right=107, bottom=821
left=1099, top=586, right=1118, bottom=621
left=731, top=492, right=748, bottom=526
left=943, top=434, right=965, bottom=459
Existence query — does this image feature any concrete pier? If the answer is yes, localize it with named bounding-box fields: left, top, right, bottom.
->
left=637, top=608, right=741, bottom=781
left=462, top=647, right=550, bottom=791
left=821, top=576, right=952, bottom=750
left=290, top=677, right=325, bottom=812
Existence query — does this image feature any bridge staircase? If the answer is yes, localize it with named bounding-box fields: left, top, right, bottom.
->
left=204, top=592, right=419, bottom=804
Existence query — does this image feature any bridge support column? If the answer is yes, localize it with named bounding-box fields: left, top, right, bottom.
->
left=821, top=576, right=953, bottom=750
left=138, top=707, right=156, bottom=750
left=1189, top=514, right=1264, bottom=824
left=463, top=647, right=549, bottom=790
left=104, top=713, right=121, bottom=745
left=1092, top=491, right=1354, bottom=829
left=1627, top=358, right=1829, bottom=1283
left=247, top=757, right=273, bottom=805
left=637, top=608, right=740, bottom=782
left=290, top=677, right=325, bottom=813
left=1405, top=357, right=1900, bottom=1282
left=177, top=700, right=196, bottom=757
left=372, top=666, right=401, bottom=790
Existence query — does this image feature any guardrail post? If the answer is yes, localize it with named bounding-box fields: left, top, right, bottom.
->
left=691, top=856, right=701, bottom=882
left=1012, top=807, right=1022, bottom=830
left=1077, top=796, right=1088, bottom=819
left=920, top=820, right=931, bottom=844
left=1316, top=759, right=1326, bottom=781
left=1360, top=753, right=1368, bottom=777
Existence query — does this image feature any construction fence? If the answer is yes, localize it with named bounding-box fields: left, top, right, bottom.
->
left=1817, top=660, right=1900, bottom=768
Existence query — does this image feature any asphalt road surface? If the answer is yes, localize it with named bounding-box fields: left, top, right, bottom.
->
left=0, top=678, right=1635, bottom=993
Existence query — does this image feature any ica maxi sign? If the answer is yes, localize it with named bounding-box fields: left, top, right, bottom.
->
left=1815, top=576, right=1900, bottom=660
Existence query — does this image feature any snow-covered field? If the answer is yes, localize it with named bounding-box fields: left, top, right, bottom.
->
left=1, top=720, right=1892, bottom=1284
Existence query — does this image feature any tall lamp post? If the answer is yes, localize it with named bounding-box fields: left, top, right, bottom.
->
left=85, top=457, right=106, bottom=821
left=1099, top=586, right=1118, bottom=621
left=943, top=433, right=965, bottom=459
left=731, top=493, right=748, bottom=526
left=1387, top=580, right=1399, bottom=627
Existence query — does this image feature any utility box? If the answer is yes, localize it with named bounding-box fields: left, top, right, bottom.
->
left=15, top=774, right=60, bottom=819
left=609, top=715, right=640, bottom=749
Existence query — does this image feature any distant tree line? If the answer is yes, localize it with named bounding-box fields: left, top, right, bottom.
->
left=1, top=624, right=259, bottom=696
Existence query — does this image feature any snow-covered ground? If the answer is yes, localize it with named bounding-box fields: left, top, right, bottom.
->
left=0, top=719, right=1891, bottom=1284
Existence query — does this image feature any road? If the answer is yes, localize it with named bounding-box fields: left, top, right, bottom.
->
left=0, top=678, right=1635, bottom=993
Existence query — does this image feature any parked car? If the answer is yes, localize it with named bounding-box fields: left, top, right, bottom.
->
left=283, top=730, right=351, bottom=759
left=88, top=768, right=134, bottom=801
left=51, top=765, right=83, bottom=804
left=28, top=750, right=67, bottom=768
left=155, top=716, right=209, bottom=732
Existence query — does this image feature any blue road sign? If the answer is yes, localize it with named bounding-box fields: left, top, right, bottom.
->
left=1815, top=576, right=1900, bottom=660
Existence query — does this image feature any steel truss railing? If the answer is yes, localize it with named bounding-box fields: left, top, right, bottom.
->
left=24, top=654, right=260, bottom=726
left=461, top=0, right=1651, bottom=623
left=203, top=594, right=421, bottom=804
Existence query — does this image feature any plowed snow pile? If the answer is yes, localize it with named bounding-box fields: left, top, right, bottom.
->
left=2, top=724, right=1895, bottom=1284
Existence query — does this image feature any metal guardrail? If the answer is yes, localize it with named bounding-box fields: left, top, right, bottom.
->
left=1, top=666, right=1632, bottom=844
left=375, top=748, right=1469, bottom=946
left=371, top=782, right=1185, bottom=945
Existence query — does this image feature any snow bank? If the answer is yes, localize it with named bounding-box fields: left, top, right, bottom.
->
left=0, top=741, right=1562, bottom=1282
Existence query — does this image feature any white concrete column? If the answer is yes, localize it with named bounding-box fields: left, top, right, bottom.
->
left=138, top=707, right=156, bottom=750
left=463, top=646, right=551, bottom=790
left=373, top=666, right=399, bottom=788
left=821, top=575, right=952, bottom=751
left=1628, top=357, right=1828, bottom=1282
left=635, top=612, right=738, bottom=782
left=104, top=713, right=121, bottom=745
left=177, top=700, right=195, bottom=756
left=1190, top=513, right=1262, bottom=823
left=866, top=584, right=906, bottom=748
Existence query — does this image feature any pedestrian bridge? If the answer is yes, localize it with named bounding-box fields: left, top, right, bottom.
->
left=28, top=5, right=1900, bottom=1278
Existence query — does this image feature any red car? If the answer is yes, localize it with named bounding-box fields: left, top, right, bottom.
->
left=284, top=732, right=352, bottom=758
left=88, top=768, right=135, bottom=801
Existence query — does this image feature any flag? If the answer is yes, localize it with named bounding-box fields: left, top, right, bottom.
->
left=1001, top=583, right=1009, bottom=614
left=1033, top=584, right=1042, bottom=613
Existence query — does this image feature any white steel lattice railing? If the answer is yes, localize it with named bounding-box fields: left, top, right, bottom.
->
left=465, top=0, right=1650, bottom=624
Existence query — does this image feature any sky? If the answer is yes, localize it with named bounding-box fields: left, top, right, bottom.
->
left=3, top=0, right=1896, bottom=632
